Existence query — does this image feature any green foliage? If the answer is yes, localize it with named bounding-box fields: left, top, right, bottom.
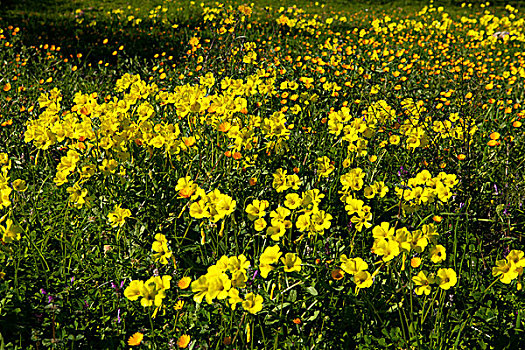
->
left=0, top=0, right=524, bottom=349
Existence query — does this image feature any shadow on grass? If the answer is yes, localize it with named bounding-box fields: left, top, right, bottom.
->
left=0, top=0, right=197, bottom=67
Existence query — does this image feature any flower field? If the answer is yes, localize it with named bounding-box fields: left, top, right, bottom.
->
left=1, top=0, right=525, bottom=348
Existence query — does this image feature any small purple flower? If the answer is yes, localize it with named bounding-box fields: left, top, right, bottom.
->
left=40, top=288, right=47, bottom=295
left=252, top=270, right=259, bottom=280
left=117, top=308, right=121, bottom=323
left=47, top=295, right=54, bottom=303
left=494, top=184, right=499, bottom=195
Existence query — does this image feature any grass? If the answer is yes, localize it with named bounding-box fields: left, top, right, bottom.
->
left=0, top=0, right=524, bottom=349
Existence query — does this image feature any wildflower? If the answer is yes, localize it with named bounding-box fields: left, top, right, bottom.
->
left=178, top=277, right=192, bottom=289
left=412, top=271, right=434, bottom=295
left=259, top=245, right=282, bottom=279
left=281, top=253, right=302, bottom=272
left=1, top=218, right=22, bottom=243
left=12, top=179, right=27, bottom=192
left=437, top=268, right=457, bottom=290
left=66, top=183, right=88, bottom=209
left=373, top=239, right=400, bottom=262
left=177, top=334, right=191, bottom=348
left=242, top=293, right=263, bottom=314
left=354, top=270, right=373, bottom=289
left=492, top=259, right=519, bottom=284
left=174, top=300, right=184, bottom=310
left=284, top=193, right=302, bottom=210
left=128, top=332, right=143, bottom=346
left=245, top=199, right=269, bottom=220
left=331, top=268, right=345, bottom=280
left=410, top=257, right=422, bottom=268
left=340, top=255, right=368, bottom=275
left=152, top=233, right=172, bottom=265
left=430, top=245, right=446, bottom=263
left=175, top=176, right=197, bottom=199
left=99, top=158, right=118, bottom=175
left=108, top=204, right=131, bottom=228
left=124, top=280, right=144, bottom=301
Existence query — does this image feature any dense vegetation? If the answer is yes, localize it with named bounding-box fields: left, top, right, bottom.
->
left=1, top=0, right=524, bottom=348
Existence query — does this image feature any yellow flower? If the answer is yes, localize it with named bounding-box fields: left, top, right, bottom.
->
left=437, top=268, right=457, bottom=290
left=507, top=250, right=525, bottom=268
left=228, top=288, right=243, bottom=310
left=191, top=275, right=210, bottom=303
left=242, top=293, right=263, bottom=314
left=174, top=300, right=185, bottom=310
left=124, top=280, right=144, bottom=301
left=1, top=218, right=22, bottom=243
left=177, top=334, right=191, bottom=348
left=372, top=222, right=394, bottom=240
left=128, top=332, right=143, bottom=346
left=412, top=271, right=434, bottom=295
left=354, top=270, right=373, bottom=289
left=99, top=158, right=118, bottom=175
left=267, top=223, right=286, bottom=241
left=372, top=239, right=400, bottom=262
left=254, top=218, right=267, bottom=231
left=316, top=156, right=335, bottom=177
left=66, top=183, right=88, bottom=209
left=284, top=193, right=302, bottom=210
left=260, top=245, right=282, bottom=265
left=430, top=245, right=446, bottom=263
left=281, top=253, right=302, bottom=272
left=108, top=204, right=131, bottom=228
left=152, top=234, right=172, bottom=265
left=228, top=254, right=250, bottom=273
left=178, top=277, right=192, bottom=289
left=245, top=199, right=269, bottom=220
left=12, top=179, right=27, bottom=192
left=340, top=255, right=368, bottom=275
left=492, top=259, right=519, bottom=284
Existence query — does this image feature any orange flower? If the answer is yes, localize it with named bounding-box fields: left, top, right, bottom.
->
left=331, top=268, right=345, bottom=280
left=293, top=318, right=302, bottom=324
left=489, top=132, right=500, bottom=140
left=177, top=334, right=191, bottom=348
left=128, top=332, right=144, bottom=346
left=410, top=257, right=422, bottom=268
left=178, top=277, right=191, bottom=289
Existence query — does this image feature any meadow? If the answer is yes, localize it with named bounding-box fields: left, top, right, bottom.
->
left=0, top=0, right=524, bottom=348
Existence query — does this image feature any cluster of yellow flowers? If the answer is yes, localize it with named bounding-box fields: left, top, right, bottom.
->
left=493, top=249, right=525, bottom=290
left=190, top=254, right=263, bottom=314
left=124, top=275, right=172, bottom=308
left=0, top=153, right=24, bottom=244
left=339, top=167, right=389, bottom=232
left=259, top=245, right=301, bottom=278
left=0, top=153, right=13, bottom=211
left=176, top=177, right=236, bottom=223
left=371, top=222, right=438, bottom=261
left=152, top=233, right=173, bottom=265
left=340, top=255, right=375, bottom=292
left=395, top=170, right=459, bottom=213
